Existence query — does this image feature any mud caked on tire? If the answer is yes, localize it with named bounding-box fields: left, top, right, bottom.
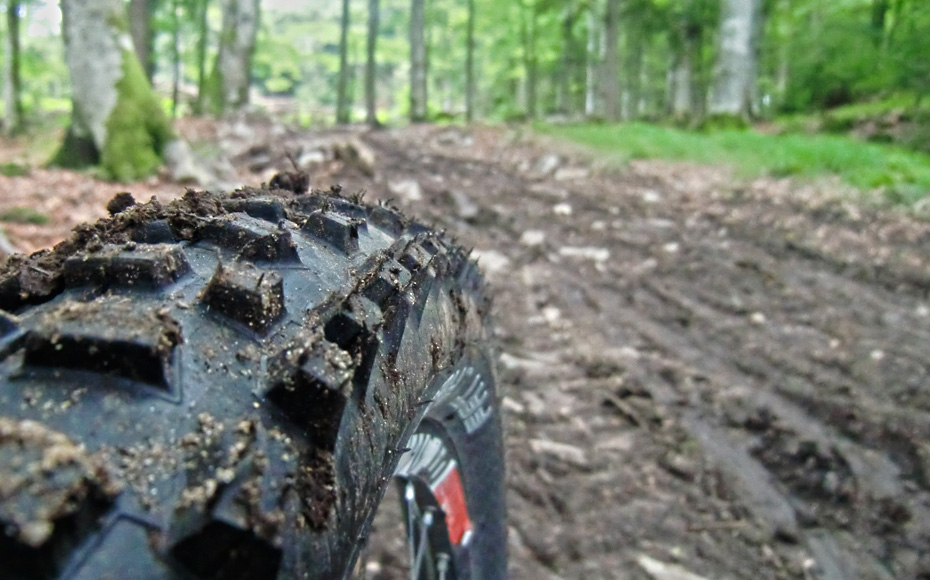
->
left=0, top=184, right=506, bottom=579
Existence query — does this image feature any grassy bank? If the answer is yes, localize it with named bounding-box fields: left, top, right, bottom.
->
left=535, top=122, right=930, bottom=205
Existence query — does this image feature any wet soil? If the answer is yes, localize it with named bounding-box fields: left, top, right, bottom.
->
left=5, top=122, right=930, bottom=580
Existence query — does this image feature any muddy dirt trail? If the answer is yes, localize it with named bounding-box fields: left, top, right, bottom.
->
left=7, top=123, right=930, bottom=580
left=319, top=125, right=930, bottom=580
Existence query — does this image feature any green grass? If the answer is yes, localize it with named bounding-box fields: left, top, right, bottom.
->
left=535, top=122, right=930, bottom=204
left=0, top=206, right=49, bottom=225
left=0, top=162, right=30, bottom=177
left=777, top=94, right=930, bottom=139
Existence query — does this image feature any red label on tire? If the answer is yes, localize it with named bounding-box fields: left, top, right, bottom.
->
left=432, top=466, right=473, bottom=546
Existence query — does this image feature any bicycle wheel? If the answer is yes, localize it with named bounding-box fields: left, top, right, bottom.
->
left=0, top=183, right=506, bottom=579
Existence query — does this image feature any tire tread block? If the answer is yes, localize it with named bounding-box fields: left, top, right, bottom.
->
left=64, top=244, right=191, bottom=289
left=23, top=301, right=181, bottom=389
left=202, top=264, right=285, bottom=333
left=301, top=211, right=364, bottom=254
left=201, top=215, right=299, bottom=262
left=266, top=340, right=354, bottom=451
left=222, top=198, right=287, bottom=223
left=362, top=259, right=412, bottom=305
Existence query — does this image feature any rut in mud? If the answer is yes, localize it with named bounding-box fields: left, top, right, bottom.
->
left=5, top=122, right=930, bottom=580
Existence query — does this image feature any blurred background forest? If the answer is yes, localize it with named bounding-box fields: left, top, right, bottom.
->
left=0, top=0, right=929, bottom=198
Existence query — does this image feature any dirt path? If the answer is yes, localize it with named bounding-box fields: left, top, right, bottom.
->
left=338, top=126, right=930, bottom=580
left=5, top=123, right=930, bottom=579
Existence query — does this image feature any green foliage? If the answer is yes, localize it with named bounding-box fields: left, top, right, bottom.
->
left=772, top=0, right=930, bottom=114
left=536, top=122, right=930, bottom=204
left=7, top=0, right=928, bottom=160
left=0, top=162, right=29, bottom=177
left=201, top=62, right=225, bottom=116
left=0, top=206, right=48, bottom=225
left=887, top=3, right=930, bottom=102
left=101, top=50, right=175, bottom=181
left=1, top=1, right=70, bottom=125
left=782, top=9, right=881, bottom=111
left=699, top=114, right=749, bottom=131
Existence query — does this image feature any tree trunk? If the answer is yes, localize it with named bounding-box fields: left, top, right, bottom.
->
left=519, top=0, right=538, bottom=119
left=336, top=0, right=352, bottom=124
left=204, top=0, right=261, bottom=115
left=194, top=0, right=210, bottom=114
left=2, top=1, right=24, bottom=136
left=409, top=0, right=428, bottom=122
left=465, top=0, right=476, bottom=121
left=129, top=0, right=155, bottom=81
left=871, top=0, right=889, bottom=45
left=669, top=49, right=692, bottom=118
left=603, top=0, right=620, bottom=121
left=556, top=4, right=576, bottom=114
left=623, top=26, right=644, bottom=120
left=585, top=4, right=601, bottom=117
left=171, top=0, right=182, bottom=117
left=55, top=0, right=175, bottom=181
left=365, top=0, right=379, bottom=126
left=707, top=0, right=760, bottom=118
left=669, top=17, right=698, bottom=118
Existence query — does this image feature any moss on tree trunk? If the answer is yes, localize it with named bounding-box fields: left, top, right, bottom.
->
left=201, top=56, right=226, bottom=116
left=54, top=0, right=174, bottom=181
left=101, top=51, right=174, bottom=181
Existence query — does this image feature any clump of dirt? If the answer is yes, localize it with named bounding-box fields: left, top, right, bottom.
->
left=269, top=171, right=310, bottom=195
left=0, top=418, right=120, bottom=547
left=106, top=192, right=137, bottom=216
left=295, top=448, right=337, bottom=530
left=0, top=185, right=365, bottom=312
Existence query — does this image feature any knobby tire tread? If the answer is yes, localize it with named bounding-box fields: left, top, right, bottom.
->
left=0, top=184, right=505, bottom=580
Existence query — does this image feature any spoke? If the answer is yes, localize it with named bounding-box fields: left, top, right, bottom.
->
left=411, top=510, right=433, bottom=580
left=437, top=552, right=450, bottom=580
left=405, top=481, right=417, bottom=580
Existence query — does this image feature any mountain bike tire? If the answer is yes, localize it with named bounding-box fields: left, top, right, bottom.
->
left=0, top=184, right=506, bottom=580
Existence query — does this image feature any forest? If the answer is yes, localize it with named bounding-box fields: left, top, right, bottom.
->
left=0, top=0, right=928, bottom=179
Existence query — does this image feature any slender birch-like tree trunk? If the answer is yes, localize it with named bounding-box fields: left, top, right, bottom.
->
left=669, top=15, right=698, bottom=118
left=170, top=0, right=182, bottom=117
left=365, top=0, right=380, bottom=126
left=623, top=26, right=644, bottom=120
left=55, top=0, right=174, bottom=181
left=707, top=0, right=760, bottom=117
left=409, top=0, right=428, bottom=122
left=129, top=0, right=155, bottom=81
left=204, top=0, right=261, bottom=115
left=465, top=0, right=476, bottom=121
left=336, top=0, right=352, bottom=124
left=556, top=2, right=581, bottom=114
left=2, top=1, right=24, bottom=136
left=669, top=49, right=693, bottom=118
left=194, top=0, right=210, bottom=113
left=519, top=0, right=538, bottom=119
left=603, top=0, right=620, bottom=121
left=585, top=3, right=602, bottom=117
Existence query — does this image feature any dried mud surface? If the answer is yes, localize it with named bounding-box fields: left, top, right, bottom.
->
left=5, top=122, right=930, bottom=580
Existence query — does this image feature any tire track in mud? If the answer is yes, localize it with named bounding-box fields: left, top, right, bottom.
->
left=586, top=194, right=930, bottom=579
left=323, top=127, right=930, bottom=579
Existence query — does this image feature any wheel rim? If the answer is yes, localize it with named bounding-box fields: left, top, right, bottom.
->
left=355, top=427, right=470, bottom=580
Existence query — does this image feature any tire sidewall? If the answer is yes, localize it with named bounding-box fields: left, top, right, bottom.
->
left=418, top=345, right=507, bottom=580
